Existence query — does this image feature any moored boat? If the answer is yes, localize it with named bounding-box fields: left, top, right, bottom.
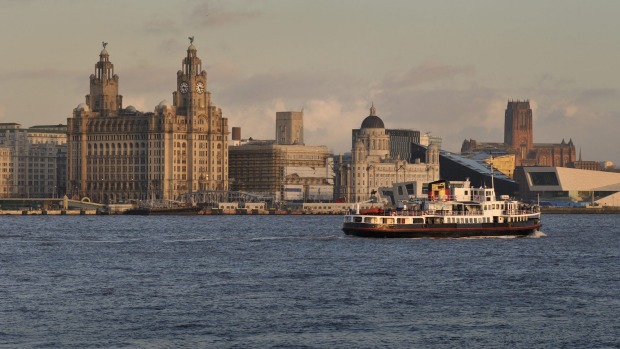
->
left=342, top=179, right=541, bottom=238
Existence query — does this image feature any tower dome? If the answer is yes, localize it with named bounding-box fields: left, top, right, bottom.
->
left=76, top=103, right=90, bottom=112
left=157, top=100, right=173, bottom=111
left=360, top=103, right=384, bottom=129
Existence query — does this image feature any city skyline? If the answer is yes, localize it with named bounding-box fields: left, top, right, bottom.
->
left=2, top=0, right=619, bottom=165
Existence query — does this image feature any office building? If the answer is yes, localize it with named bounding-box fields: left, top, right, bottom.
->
left=67, top=41, right=228, bottom=203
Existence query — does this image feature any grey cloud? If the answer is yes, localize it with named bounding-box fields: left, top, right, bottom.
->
left=189, top=2, right=262, bottom=27
left=382, top=62, right=476, bottom=89
left=143, top=19, right=180, bottom=36
left=575, top=88, right=617, bottom=103
left=0, top=68, right=80, bottom=81
left=216, top=70, right=357, bottom=107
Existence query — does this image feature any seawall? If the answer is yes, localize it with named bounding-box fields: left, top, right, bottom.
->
left=541, top=207, right=620, bottom=214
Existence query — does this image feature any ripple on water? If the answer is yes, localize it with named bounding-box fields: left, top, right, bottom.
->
left=0, top=214, right=619, bottom=348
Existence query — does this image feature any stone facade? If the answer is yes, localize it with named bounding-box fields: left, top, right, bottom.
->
left=335, top=104, right=439, bottom=203
left=230, top=111, right=333, bottom=202
left=67, top=42, right=228, bottom=203
left=0, top=146, right=10, bottom=198
left=276, top=111, right=304, bottom=145
left=0, top=123, right=67, bottom=198
left=229, top=141, right=333, bottom=202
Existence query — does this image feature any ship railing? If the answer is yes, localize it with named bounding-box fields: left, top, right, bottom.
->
left=429, top=195, right=456, bottom=202
left=356, top=205, right=541, bottom=217
left=502, top=207, right=540, bottom=215
left=386, top=210, right=482, bottom=217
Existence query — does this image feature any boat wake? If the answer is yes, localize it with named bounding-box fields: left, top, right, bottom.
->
left=249, top=235, right=341, bottom=241
left=527, top=230, right=546, bottom=238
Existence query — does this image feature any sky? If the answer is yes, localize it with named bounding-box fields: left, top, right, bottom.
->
left=2, top=0, right=619, bottom=165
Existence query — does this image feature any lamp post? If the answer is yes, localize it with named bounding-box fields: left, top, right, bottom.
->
left=366, top=164, right=375, bottom=200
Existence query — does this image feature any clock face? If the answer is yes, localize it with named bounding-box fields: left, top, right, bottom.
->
left=195, top=81, right=205, bottom=94
left=180, top=82, right=189, bottom=94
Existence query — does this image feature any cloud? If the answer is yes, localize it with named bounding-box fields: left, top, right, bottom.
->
left=225, top=97, right=369, bottom=154
left=208, top=61, right=242, bottom=82
left=0, top=68, right=80, bottom=81
left=143, top=18, right=180, bottom=36
left=122, top=97, right=148, bottom=112
left=188, top=2, right=262, bottom=27
left=381, top=61, right=475, bottom=89
left=302, top=98, right=369, bottom=153
left=217, top=69, right=355, bottom=107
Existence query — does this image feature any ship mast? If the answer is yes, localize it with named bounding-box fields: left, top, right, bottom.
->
left=489, top=155, right=495, bottom=190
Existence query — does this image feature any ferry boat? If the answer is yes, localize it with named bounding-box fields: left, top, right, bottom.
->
left=342, top=179, right=541, bottom=238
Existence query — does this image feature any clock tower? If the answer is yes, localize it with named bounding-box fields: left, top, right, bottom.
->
left=173, top=37, right=208, bottom=118
left=157, top=37, right=229, bottom=198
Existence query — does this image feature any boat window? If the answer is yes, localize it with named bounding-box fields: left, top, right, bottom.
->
left=383, top=218, right=395, bottom=224
left=412, top=218, right=424, bottom=223
left=364, top=217, right=376, bottom=223
left=354, top=217, right=362, bottom=223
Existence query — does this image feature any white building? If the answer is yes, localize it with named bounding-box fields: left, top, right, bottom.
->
left=334, top=104, right=439, bottom=203
left=516, top=166, right=620, bottom=206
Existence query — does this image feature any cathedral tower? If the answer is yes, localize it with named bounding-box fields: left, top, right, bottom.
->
left=504, top=100, right=533, bottom=162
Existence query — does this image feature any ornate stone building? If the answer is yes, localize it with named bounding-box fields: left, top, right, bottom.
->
left=67, top=41, right=228, bottom=203
left=462, top=100, right=576, bottom=169
left=334, top=104, right=439, bottom=203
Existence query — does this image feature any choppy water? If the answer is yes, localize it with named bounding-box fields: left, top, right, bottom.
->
left=1, top=214, right=619, bottom=348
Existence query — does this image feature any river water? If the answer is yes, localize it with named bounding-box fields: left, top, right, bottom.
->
left=1, top=214, right=619, bottom=348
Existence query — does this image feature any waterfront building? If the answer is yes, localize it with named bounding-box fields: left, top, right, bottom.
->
left=229, top=111, right=333, bottom=202
left=353, top=126, right=421, bottom=163
left=67, top=41, right=228, bottom=203
left=0, top=123, right=67, bottom=198
left=461, top=100, right=576, bottom=167
left=515, top=166, right=620, bottom=206
left=335, top=104, right=439, bottom=203
left=412, top=143, right=519, bottom=197
left=464, top=152, right=516, bottom=178
left=0, top=146, right=10, bottom=198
